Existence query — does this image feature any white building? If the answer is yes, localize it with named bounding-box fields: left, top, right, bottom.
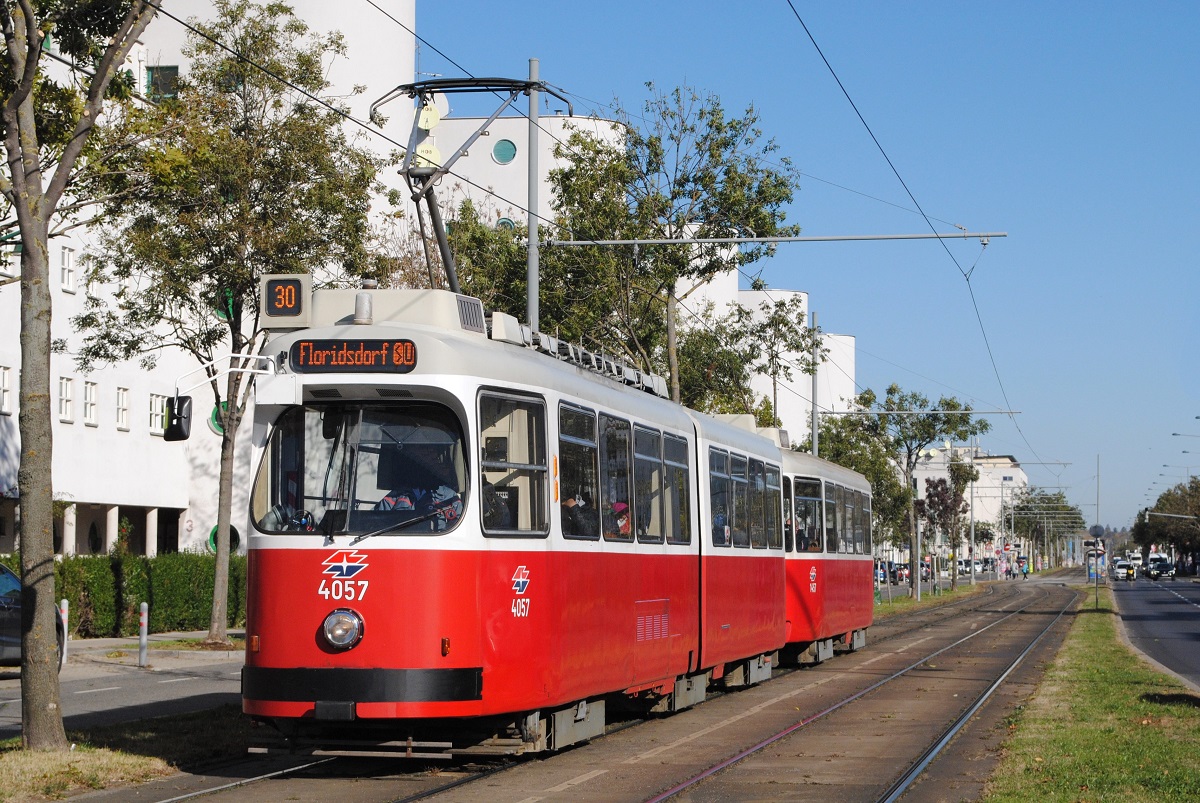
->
left=0, top=1, right=418, bottom=556
left=2, top=0, right=861, bottom=556
left=912, top=446, right=1028, bottom=563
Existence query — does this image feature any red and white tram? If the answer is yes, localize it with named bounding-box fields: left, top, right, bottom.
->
left=178, top=277, right=873, bottom=755
left=780, top=451, right=874, bottom=664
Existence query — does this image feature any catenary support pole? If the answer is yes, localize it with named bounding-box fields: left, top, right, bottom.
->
left=810, top=311, right=819, bottom=457
left=526, top=58, right=540, bottom=331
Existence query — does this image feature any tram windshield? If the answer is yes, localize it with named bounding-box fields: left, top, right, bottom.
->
left=251, top=404, right=467, bottom=536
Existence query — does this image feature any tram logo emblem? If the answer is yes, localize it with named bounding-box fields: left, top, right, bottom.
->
left=512, top=566, right=531, bottom=595
left=323, top=549, right=369, bottom=579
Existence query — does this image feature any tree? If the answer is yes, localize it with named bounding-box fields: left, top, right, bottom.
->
left=1139, top=484, right=1200, bottom=570
left=547, top=84, right=800, bottom=399
left=730, top=292, right=824, bottom=426
left=1, top=0, right=159, bottom=751
left=672, top=300, right=756, bottom=414
left=806, top=401, right=908, bottom=548
left=1009, top=487, right=1085, bottom=568
left=915, top=477, right=969, bottom=589
left=839, top=385, right=990, bottom=596
left=73, top=0, right=384, bottom=644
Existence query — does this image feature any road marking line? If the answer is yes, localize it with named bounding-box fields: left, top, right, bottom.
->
left=75, top=687, right=120, bottom=695
left=624, top=675, right=837, bottom=763
left=158, top=677, right=197, bottom=684
left=895, top=636, right=934, bottom=653
left=544, top=770, right=608, bottom=791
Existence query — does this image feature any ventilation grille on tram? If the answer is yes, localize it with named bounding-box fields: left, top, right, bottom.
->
left=457, top=296, right=487, bottom=333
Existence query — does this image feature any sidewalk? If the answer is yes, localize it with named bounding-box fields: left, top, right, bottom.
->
left=64, top=630, right=246, bottom=668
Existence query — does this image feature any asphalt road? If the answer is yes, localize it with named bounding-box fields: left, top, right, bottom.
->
left=0, top=634, right=243, bottom=739
left=1111, top=575, right=1200, bottom=691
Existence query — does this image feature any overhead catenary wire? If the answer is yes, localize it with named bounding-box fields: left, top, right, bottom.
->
left=781, top=1, right=1058, bottom=474
left=143, top=2, right=1065, bottom=482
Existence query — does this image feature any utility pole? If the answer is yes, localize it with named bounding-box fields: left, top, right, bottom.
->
left=810, top=311, right=819, bottom=457
left=526, top=58, right=540, bottom=331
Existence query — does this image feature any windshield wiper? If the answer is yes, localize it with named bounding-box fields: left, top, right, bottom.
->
left=349, top=508, right=446, bottom=545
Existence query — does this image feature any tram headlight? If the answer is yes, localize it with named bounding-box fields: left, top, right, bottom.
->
left=322, top=609, right=364, bottom=650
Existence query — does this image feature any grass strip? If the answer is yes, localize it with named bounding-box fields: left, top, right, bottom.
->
left=984, top=584, right=1200, bottom=802
left=0, top=704, right=255, bottom=802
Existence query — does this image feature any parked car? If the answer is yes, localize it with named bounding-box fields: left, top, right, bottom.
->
left=0, top=564, right=65, bottom=671
left=893, top=563, right=911, bottom=583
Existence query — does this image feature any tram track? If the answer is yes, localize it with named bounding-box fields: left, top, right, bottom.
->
left=120, top=579, right=1079, bottom=802
left=636, top=581, right=1074, bottom=802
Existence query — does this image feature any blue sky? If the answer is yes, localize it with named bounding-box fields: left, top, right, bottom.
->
left=407, top=1, right=1199, bottom=528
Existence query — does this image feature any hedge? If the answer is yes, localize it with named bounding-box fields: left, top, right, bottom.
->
left=0, top=551, right=247, bottom=638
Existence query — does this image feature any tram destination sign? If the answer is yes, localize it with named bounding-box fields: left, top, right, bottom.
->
left=290, top=339, right=417, bottom=373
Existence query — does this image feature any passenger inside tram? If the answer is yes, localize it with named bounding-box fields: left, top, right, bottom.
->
left=375, top=443, right=463, bottom=530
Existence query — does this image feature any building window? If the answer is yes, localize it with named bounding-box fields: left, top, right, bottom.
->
left=83, top=381, right=98, bottom=426
left=116, top=387, right=129, bottom=430
left=146, top=65, right=179, bottom=99
left=60, top=246, right=75, bottom=293
left=58, top=376, right=73, bottom=422
left=491, top=139, right=517, bottom=165
left=149, top=393, right=168, bottom=434
left=0, top=366, right=11, bottom=415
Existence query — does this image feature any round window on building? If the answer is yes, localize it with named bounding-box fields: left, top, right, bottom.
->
left=491, top=139, right=517, bottom=165
left=208, top=525, right=241, bottom=554
left=208, top=402, right=228, bottom=436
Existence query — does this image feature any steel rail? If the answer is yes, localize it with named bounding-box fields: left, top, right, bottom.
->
left=876, top=586, right=1075, bottom=802
left=644, top=584, right=1060, bottom=803
left=153, top=757, right=338, bottom=803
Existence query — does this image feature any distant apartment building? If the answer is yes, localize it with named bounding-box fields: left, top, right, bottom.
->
left=911, top=446, right=1029, bottom=560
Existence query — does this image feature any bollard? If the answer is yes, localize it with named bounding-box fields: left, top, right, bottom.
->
left=138, top=602, right=149, bottom=667
left=59, top=599, right=69, bottom=665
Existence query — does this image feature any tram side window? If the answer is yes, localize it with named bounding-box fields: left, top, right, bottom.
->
left=749, top=459, right=767, bottom=548
left=634, top=426, right=663, bottom=544
left=766, top=465, right=782, bottom=549
left=824, top=482, right=839, bottom=553
left=730, top=454, right=749, bottom=548
left=852, top=490, right=865, bottom=554
left=794, top=479, right=823, bottom=552
left=838, top=484, right=850, bottom=553
left=479, top=392, right=548, bottom=536
left=709, top=448, right=730, bottom=547
left=599, top=414, right=633, bottom=542
left=782, top=476, right=794, bottom=552
left=862, top=493, right=872, bottom=552
left=664, top=434, right=691, bottom=545
left=559, top=405, right=600, bottom=539
left=840, top=487, right=853, bottom=554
